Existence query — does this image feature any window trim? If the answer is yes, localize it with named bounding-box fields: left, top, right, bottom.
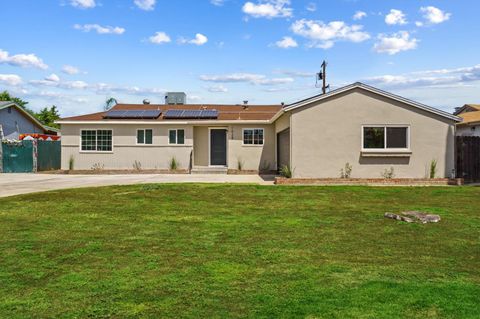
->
left=79, top=129, right=114, bottom=153
left=361, top=125, right=410, bottom=152
left=242, top=128, right=265, bottom=146
left=136, top=128, right=153, bottom=145
left=168, top=128, right=185, bottom=145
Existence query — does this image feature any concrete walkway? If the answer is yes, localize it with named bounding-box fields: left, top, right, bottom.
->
left=0, top=173, right=275, bottom=198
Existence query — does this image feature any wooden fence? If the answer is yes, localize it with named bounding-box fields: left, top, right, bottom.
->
left=456, top=136, right=480, bottom=182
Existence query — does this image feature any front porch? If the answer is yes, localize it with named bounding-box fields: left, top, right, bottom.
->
left=191, top=125, right=276, bottom=175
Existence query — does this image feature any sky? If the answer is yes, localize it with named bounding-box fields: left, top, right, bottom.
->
left=0, top=0, right=478, bottom=116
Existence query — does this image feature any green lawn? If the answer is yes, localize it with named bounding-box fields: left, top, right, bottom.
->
left=0, top=185, right=479, bottom=318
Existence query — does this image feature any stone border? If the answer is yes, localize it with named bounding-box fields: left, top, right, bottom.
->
left=275, top=177, right=464, bottom=186
left=40, top=169, right=190, bottom=175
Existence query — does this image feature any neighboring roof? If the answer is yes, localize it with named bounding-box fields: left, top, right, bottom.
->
left=59, top=103, right=283, bottom=123
left=282, top=82, right=461, bottom=122
left=458, top=111, right=480, bottom=126
left=0, top=101, right=50, bottom=132
left=453, top=104, right=480, bottom=115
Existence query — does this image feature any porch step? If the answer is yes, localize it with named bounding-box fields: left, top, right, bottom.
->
left=191, top=167, right=228, bottom=174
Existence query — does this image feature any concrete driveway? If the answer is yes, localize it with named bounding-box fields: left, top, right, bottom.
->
left=0, top=173, right=274, bottom=198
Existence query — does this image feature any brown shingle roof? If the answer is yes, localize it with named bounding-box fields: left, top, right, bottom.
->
left=458, top=110, right=480, bottom=126
left=60, top=104, right=283, bottom=121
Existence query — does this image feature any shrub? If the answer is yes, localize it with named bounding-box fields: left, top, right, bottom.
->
left=133, top=160, right=142, bottom=171
left=429, top=159, right=437, bottom=179
left=68, top=155, right=75, bottom=171
left=280, top=165, right=293, bottom=178
left=91, top=163, right=104, bottom=171
left=381, top=167, right=395, bottom=179
left=169, top=157, right=179, bottom=170
left=259, top=160, right=271, bottom=173
left=237, top=158, right=244, bottom=171
left=340, top=162, right=353, bottom=178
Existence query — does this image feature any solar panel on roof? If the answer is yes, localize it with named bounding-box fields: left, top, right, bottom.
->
left=104, top=109, right=161, bottom=119
left=164, top=109, right=218, bottom=119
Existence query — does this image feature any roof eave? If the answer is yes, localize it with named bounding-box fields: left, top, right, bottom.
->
left=283, top=82, right=462, bottom=122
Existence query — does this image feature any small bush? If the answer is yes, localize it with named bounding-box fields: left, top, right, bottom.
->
left=133, top=160, right=142, bottom=171
left=259, top=160, right=271, bottom=173
left=169, top=157, right=179, bottom=170
left=340, top=162, right=353, bottom=178
left=429, top=159, right=437, bottom=179
left=280, top=165, right=293, bottom=178
left=68, top=155, right=75, bottom=170
left=91, top=163, right=104, bottom=171
left=381, top=167, right=395, bottom=179
left=237, top=158, right=244, bottom=171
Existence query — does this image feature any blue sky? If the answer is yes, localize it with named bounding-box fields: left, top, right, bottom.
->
left=0, top=0, right=478, bottom=116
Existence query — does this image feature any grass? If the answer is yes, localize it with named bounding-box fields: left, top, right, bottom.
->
left=0, top=184, right=479, bottom=318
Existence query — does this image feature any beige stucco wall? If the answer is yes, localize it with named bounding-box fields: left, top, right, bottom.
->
left=193, top=126, right=209, bottom=166
left=228, top=124, right=275, bottom=171
left=274, top=113, right=290, bottom=133
left=192, top=124, right=276, bottom=171
left=290, top=88, right=456, bottom=178
left=61, top=124, right=193, bottom=170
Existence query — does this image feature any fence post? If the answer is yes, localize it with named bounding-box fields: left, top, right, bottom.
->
left=0, top=141, right=3, bottom=173
left=32, top=140, right=38, bottom=173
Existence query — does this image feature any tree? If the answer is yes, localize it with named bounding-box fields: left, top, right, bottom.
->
left=0, top=90, right=33, bottom=114
left=104, top=97, right=117, bottom=111
left=36, top=106, right=61, bottom=128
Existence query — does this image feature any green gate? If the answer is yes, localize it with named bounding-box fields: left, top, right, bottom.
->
left=37, top=140, right=61, bottom=171
left=2, top=140, right=34, bottom=173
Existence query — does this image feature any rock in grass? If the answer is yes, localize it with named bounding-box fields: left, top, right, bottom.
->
left=384, top=212, right=415, bottom=223
left=402, top=211, right=441, bottom=224
left=384, top=211, right=441, bottom=223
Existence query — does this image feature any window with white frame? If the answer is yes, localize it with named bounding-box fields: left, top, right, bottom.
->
left=243, top=128, right=264, bottom=145
left=137, top=129, right=153, bottom=145
left=169, top=129, right=185, bottom=145
left=363, top=126, right=409, bottom=150
left=81, top=130, right=112, bottom=152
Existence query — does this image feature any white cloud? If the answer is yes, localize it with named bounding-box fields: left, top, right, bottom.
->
left=148, top=32, right=171, bottom=44
left=274, top=70, right=313, bottom=78
left=200, top=73, right=293, bottom=85
left=70, top=0, right=96, bottom=9
left=306, top=2, right=316, bottom=12
left=291, top=19, right=370, bottom=49
left=30, top=79, right=89, bottom=90
left=420, top=6, right=451, bottom=24
left=73, top=24, right=125, bottom=35
left=385, top=9, right=407, bottom=25
left=365, top=64, right=480, bottom=89
left=210, top=0, right=225, bottom=6
left=179, top=33, right=208, bottom=46
left=415, top=21, right=424, bottom=27
left=373, top=31, right=418, bottom=55
left=62, top=65, right=81, bottom=75
left=242, top=0, right=292, bottom=19
left=45, top=73, right=60, bottom=82
left=353, top=11, right=367, bottom=20
left=275, top=36, right=298, bottom=48
left=0, top=49, right=48, bottom=69
left=207, top=85, right=228, bottom=93
left=0, top=74, right=22, bottom=86
left=134, top=0, right=156, bottom=11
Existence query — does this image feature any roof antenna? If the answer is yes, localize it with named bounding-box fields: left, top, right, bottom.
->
left=315, top=60, right=330, bottom=94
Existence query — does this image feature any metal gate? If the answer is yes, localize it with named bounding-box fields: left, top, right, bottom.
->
left=456, top=136, right=480, bottom=182
left=1, top=140, right=34, bottom=173
left=37, top=140, right=61, bottom=171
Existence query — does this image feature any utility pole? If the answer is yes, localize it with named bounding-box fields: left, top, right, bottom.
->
left=316, top=60, right=330, bottom=94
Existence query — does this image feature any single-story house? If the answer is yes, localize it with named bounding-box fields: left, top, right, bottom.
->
left=57, top=82, right=461, bottom=178
left=0, top=101, right=58, bottom=139
left=454, top=104, right=480, bottom=137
